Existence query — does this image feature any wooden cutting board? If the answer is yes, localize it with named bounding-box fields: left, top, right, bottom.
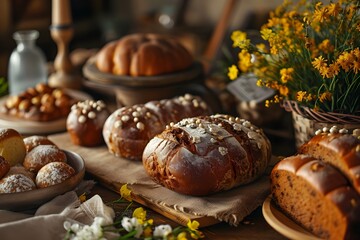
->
left=49, top=132, right=272, bottom=227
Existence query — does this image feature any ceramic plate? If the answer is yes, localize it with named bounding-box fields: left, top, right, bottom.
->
left=262, top=196, right=321, bottom=240
left=0, top=150, right=85, bottom=211
left=0, top=89, right=92, bottom=135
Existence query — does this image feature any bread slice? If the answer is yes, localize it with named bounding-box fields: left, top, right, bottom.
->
left=299, top=132, right=360, bottom=194
left=0, top=128, right=26, bottom=166
left=270, top=154, right=360, bottom=240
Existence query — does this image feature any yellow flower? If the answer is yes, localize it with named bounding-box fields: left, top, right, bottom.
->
left=279, top=85, right=289, bottom=96
left=133, top=207, right=147, bottom=224
left=120, top=184, right=132, bottom=201
left=231, top=31, right=250, bottom=49
left=312, top=2, right=328, bottom=23
left=280, top=68, right=294, bottom=83
left=79, top=193, right=86, bottom=203
left=296, top=91, right=307, bottom=102
left=319, top=92, right=332, bottom=102
left=187, top=220, right=204, bottom=239
left=260, top=28, right=273, bottom=41
left=227, top=65, right=238, bottom=80
left=143, top=227, right=153, bottom=238
left=327, top=3, right=341, bottom=16
left=177, top=232, right=188, bottom=240
left=312, top=56, right=327, bottom=70
left=318, top=39, right=334, bottom=54
left=238, top=50, right=253, bottom=72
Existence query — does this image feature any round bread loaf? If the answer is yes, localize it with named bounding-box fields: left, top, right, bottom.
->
left=0, top=128, right=26, bottom=166
left=36, top=162, right=75, bottom=188
left=96, top=33, right=193, bottom=76
left=67, top=100, right=110, bottom=147
left=271, top=154, right=360, bottom=240
left=142, top=114, right=272, bottom=196
left=23, top=135, right=57, bottom=153
left=0, top=173, right=36, bottom=193
left=23, top=145, right=67, bottom=173
left=103, top=94, right=211, bottom=160
left=0, top=156, right=10, bottom=179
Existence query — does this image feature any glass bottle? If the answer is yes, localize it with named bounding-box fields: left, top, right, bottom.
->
left=8, top=30, right=47, bottom=95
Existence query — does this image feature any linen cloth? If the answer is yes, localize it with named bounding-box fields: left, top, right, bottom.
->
left=0, top=181, right=115, bottom=240
left=49, top=133, right=275, bottom=226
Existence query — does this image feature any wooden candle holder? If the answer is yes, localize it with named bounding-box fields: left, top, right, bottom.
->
left=48, top=0, right=81, bottom=89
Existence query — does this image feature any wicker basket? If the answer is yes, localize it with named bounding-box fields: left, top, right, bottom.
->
left=283, top=101, right=360, bottom=148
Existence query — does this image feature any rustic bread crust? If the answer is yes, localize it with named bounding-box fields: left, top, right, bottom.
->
left=271, top=154, right=360, bottom=240
left=103, top=94, right=211, bottom=160
left=142, top=114, right=272, bottom=196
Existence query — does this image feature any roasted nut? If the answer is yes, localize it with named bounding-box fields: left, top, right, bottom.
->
left=18, top=99, right=31, bottom=111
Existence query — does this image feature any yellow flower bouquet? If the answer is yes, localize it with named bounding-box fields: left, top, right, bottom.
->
left=228, top=0, right=360, bottom=122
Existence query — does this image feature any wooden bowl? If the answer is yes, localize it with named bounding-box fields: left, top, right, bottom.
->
left=82, top=57, right=222, bottom=111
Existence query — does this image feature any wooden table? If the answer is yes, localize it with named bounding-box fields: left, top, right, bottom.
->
left=88, top=176, right=287, bottom=240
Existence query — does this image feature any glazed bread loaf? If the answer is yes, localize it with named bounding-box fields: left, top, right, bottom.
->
left=271, top=154, right=360, bottom=240
left=96, top=33, right=193, bottom=76
left=67, top=100, right=110, bottom=147
left=299, top=128, right=360, bottom=194
left=103, top=94, right=212, bottom=160
left=0, top=128, right=26, bottom=166
left=142, top=114, right=272, bottom=196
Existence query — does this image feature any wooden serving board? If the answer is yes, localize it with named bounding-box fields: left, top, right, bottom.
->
left=49, top=133, right=272, bottom=227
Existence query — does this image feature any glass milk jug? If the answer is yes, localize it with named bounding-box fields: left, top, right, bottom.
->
left=8, top=30, right=47, bottom=95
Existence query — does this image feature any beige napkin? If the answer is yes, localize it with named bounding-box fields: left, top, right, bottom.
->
left=0, top=182, right=115, bottom=240
left=49, top=133, right=276, bottom=226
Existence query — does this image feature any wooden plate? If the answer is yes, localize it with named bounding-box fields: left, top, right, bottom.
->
left=0, top=89, right=92, bottom=135
left=82, top=57, right=203, bottom=87
left=262, top=196, right=321, bottom=240
left=0, top=150, right=85, bottom=211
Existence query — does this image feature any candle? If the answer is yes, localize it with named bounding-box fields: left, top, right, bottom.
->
left=52, top=0, right=72, bottom=27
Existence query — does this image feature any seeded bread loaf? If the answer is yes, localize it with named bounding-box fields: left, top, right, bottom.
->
left=270, top=154, right=360, bottom=240
left=299, top=129, right=360, bottom=194
left=142, top=114, right=272, bottom=196
left=103, top=94, right=212, bottom=160
left=96, top=33, right=193, bottom=76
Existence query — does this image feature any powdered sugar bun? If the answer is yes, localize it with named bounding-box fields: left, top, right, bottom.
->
left=0, top=156, right=10, bottom=179
left=36, top=162, right=75, bottom=188
left=0, top=173, right=36, bottom=193
left=23, top=145, right=67, bottom=173
left=23, top=135, right=57, bottom=153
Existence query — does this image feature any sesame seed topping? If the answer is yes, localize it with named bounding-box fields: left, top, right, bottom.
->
left=114, top=120, right=122, bottom=128
left=218, top=147, right=228, bottom=156
left=134, top=117, right=139, bottom=122
left=78, top=115, right=86, bottom=123
left=136, top=122, right=145, bottom=131
left=132, top=111, right=140, bottom=117
left=121, top=115, right=130, bottom=122
left=88, top=111, right=96, bottom=119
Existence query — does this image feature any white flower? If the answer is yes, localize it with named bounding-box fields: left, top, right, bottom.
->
left=64, top=217, right=107, bottom=240
left=121, top=217, right=143, bottom=238
left=153, top=224, right=172, bottom=238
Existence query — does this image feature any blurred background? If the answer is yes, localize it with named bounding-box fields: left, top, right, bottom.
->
left=0, top=0, right=283, bottom=78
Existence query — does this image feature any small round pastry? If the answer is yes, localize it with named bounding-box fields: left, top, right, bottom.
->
left=6, top=164, right=36, bottom=181
left=66, top=100, right=110, bottom=147
left=23, top=145, right=67, bottom=173
left=0, top=173, right=36, bottom=193
left=0, top=128, right=26, bottom=166
left=0, top=156, right=10, bottom=179
left=23, top=135, right=58, bottom=153
left=36, top=162, right=75, bottom=188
